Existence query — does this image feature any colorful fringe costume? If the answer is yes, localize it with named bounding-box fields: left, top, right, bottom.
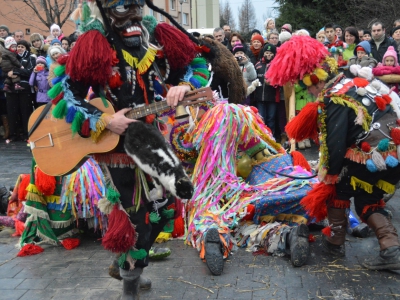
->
left=267, top=36, right=400, bottom=269
left=186, top=103, right=316, bottom=259
left=20, top=158, right=107, bottom=248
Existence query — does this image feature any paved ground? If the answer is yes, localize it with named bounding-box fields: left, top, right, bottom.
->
left=1, top=142, right=400, bottom=300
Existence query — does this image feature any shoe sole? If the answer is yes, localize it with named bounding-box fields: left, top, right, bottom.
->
left=291, top=224, right=310, bottom=267
left=362, top=262, right=400, bottom=270
left=204, top=228, right=224, bottom=275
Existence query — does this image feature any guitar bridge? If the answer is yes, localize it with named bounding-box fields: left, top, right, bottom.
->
left=30, top=133, right=54, bottom=149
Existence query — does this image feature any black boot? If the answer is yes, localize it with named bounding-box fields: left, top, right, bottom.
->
left=204, top=228, right=224, bottom=275
left=109, top=259, right=151, bottom=289
left=363, top=213, right=400, bottom=270
left=363, top=246, right=400, bottom=270
left=351, top=223, right=370, bottom=238
left=287, top=224, right=310, bottom=267
left=122, top=277, right=140, bottom=300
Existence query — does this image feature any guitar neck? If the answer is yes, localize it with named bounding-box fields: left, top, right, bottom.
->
left=125, top=101, right=170, bottom=120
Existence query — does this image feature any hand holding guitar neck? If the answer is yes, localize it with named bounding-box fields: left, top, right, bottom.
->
left=166, top=85, right=191, bottom=107
left=106, top=108, right=137, bottom=135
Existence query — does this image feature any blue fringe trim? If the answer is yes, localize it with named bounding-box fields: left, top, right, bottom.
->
left=189, top=77, right=201, bottom=89
left=52, top=74, right=66, bottom=86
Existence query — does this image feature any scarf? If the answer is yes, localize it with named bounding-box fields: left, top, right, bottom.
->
left=250, top=45, right=261, bottom=61
left=374, top=34, right=385, bottom=50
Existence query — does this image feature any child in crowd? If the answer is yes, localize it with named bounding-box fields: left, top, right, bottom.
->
left=29, top=56, right=51, bottom=106
left=348, top=41, right=377, bottom=79
left=373, top=46, right=400, bottom=94
left=1, top=37, right=24, bottom=92
left=50, top=24, right=64, bottom=40
left=232, top=42, right=257, bottom=88
left=47, top=45, right=66, bottom=87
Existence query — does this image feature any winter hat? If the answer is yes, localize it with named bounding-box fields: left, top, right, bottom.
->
left=363, top=30, right=371, bottom=37
left=251, top=29, right=261, bottom=36
left=48, top=45, right=65, bottom=57
left=383, top=46, right=399, bottom=66
left=391, top=26, right=400, bottom=37
left=17, top=40, right=31, bottom=53
left=281, top=24, right=292, bottom=34
left=36, top=56, right=47, bottom=65
left=279, top=31, right=292, bottom=44
left=50, top=38, right=61, bottom=46
left=4, top=37, right=16, bottom=49
left=233, top=42, right=245, bottom=54
left=264, top=18, right=274, bottom=29
left=263, top=43, right=276, bottom=55
left=30, top=33, right=44, bottom=44
left=251, top=34, right=264, bottom=45
left=353, top=40, right=371, bottom=56
left=0, top=25, right=9, bottom=34
left=50, top=24, right=61, bottom=35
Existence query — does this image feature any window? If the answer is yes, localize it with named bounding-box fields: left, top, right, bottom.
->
left=159, top=12, right=164, bottom=22
left=182, top=13, right=189, bottom=25
left=149, top=8, right=154, bottom=16
left=170, top=0, right=176, bottom=10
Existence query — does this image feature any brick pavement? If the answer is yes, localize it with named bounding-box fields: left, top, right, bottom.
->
left=1, top=142, right=400, bottom=299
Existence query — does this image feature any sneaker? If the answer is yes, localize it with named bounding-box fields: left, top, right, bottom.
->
left=298, top=141, right=306, bottom=149
left=148, top=246, right=171, bottom=260
left=304, top=139, right=311, bottom=148
left=14, top=83, right=24, bottom=91
left=2, top=84, right=11, bottom=92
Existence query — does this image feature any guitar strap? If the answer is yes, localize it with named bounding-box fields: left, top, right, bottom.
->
left=152, top=61, right=169, bottom=93
left=28, top=101, right=53, bottom=137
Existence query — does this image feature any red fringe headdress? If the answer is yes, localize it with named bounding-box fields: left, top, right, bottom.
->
left=267, top=36, right=329, bottom=86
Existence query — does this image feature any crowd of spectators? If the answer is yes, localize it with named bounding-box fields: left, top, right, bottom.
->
left=0, top=24, right=80, bottom=143
left=212, top=19, right=400, bottom=148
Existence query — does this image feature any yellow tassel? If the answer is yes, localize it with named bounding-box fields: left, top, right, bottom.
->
left=350, top=176, right=373, bottom=193
left=91, top=113, right=110, bottom=143
left=25, top=191, right=46, bottom=204
left=122, top=50, right=139, bottom=69
left=376, top=180, right=395, bottom=194
left=122, top=47, right=157, bottom=74
left=43, top=195, right=60, bottom=204
left=137, top=46, right=157, bottom=74
left=155, top=232, right=171, bottom=243
left=26, top=183, right=40, bottom=194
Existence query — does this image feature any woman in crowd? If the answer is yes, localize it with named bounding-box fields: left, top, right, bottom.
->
left=249, top=34, right=264, bottom=65
left=316, top=30, right=326, bottom=43
left=30, top=33, right=49, bottom=58
left=343, top=27, right=360, bottom=61
left=61, top=37, right=70, bottom=52
left=5, top=40, right=35, bottom=143
left=228, top=32, right=250, bottom=55
left=47, top=45, right=66, bottom=87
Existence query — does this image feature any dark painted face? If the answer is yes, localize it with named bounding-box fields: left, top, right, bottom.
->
left=107, top=4, right=143, bottom=47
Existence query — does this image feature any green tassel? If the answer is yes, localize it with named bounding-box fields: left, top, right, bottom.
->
left=99, top=91, right=109, bottom=108
left=106, top=187, right=120, bottom=204
left=47, top=82, right=63, bottom=99
left=191, top=57, right=207, bottom=65
left=129, top=249, right=147, bottom=260
left=54, top=65, right=66, bottom=77
left=118, top=253, right=127, bottom=268
left=81, top=2, right=91, bottom=23
left=71, top=111, right=85, bottom=134
left=52, top=99, right=68, bottom=119
left=149, top=212, right=161, bottom=224
left=142, top=15, right=158, bottom=37
left=193, top=68, right=210, bottom=77
left=161, top=208, right=175, bottom=219
left=193, top=75, right=208, bottom=87
left=162, top=219, right=174, bottom=233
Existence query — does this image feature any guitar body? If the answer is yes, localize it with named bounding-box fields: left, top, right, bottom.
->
left=28, top=98, right=119, bottom=176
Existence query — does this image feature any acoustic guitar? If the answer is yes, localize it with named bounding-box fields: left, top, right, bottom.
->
left=28, top=87, right=213, bottom=176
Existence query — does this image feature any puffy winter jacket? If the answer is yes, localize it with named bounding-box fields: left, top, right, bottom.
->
left=29, top=69, right=51, bottom=103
